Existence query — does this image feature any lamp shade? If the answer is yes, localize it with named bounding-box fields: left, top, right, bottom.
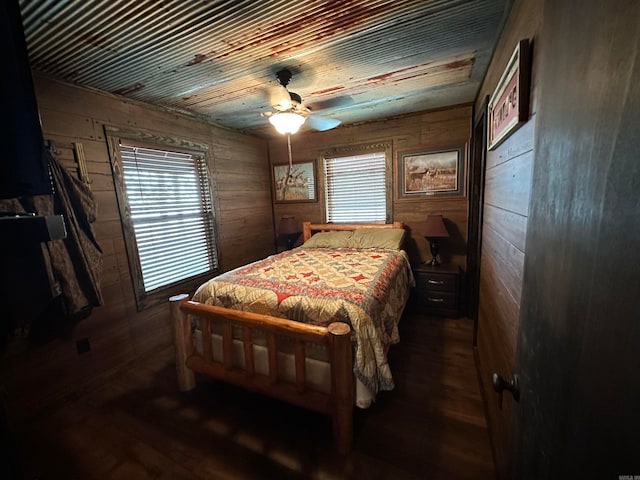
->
left=421, top=214, right=449, bottom=238
left=269, top=112, right=306, bottom=134
left=278, top=216, right=300, bottom=235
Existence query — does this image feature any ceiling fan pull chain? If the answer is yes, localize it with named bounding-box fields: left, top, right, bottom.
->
left=287, top=133, right=293, bottom=168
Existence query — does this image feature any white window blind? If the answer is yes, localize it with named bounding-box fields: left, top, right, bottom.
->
left=324, top=151, right=387, bottom=223
left=120, top=145, right=218, bottom=292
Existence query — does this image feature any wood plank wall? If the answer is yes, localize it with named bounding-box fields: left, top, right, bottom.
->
left=471, top=0, right=543, bottom=477
left=1, top=76, right=270, bottom=414
left=268, top=104, right=473, bottom=268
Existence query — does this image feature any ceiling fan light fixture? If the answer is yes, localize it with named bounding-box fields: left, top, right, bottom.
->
left=269, top=111, right=306, bottom=134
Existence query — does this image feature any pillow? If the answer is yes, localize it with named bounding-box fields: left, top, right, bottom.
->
left=302, top=231, right=353, bottom=248
left=351, top=228, right=405, bottom=250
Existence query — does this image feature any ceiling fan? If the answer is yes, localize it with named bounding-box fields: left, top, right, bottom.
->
left=262, top=68, right=342, bottom=134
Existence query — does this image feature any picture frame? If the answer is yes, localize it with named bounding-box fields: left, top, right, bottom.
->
left=396, top=145, right=466, bottom=200
left=273, top=160, right=317, bottom=203
left=487, top=38, right=531, bottom=150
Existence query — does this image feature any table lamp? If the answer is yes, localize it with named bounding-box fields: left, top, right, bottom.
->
left=421, top=214, right=449, bottom=266
left=278, top=215, right=301, bottom=250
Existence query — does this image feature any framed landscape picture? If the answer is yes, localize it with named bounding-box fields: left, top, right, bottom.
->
left=396, top=145, right=466, bottom=200
left=273, top=160, right=317, bottom=203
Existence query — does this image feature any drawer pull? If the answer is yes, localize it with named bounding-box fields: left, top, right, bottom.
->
left=427, top=279, right=444, bottom=285
left=427, top=297, right=445, bottom=303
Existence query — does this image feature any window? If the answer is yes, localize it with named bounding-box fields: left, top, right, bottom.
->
left=323, top=146, right=391, bottom=223
left=106, top=127, right=218, bottom=309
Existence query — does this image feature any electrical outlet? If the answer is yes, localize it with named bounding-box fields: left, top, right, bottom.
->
left=76, top=338, right=90, bottom=354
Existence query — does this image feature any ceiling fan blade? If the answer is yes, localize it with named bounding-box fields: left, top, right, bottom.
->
left=306, top=95, right=354, bottom=111
left=306, top=115, right=341, bottom=131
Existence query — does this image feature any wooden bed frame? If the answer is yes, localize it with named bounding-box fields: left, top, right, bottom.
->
left=170, top=221, right=403, bottom=454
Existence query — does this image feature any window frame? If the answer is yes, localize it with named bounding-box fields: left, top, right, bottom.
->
left=105, top=125, right=220, bottom=310
left=319, top=142, right=393, bottom=224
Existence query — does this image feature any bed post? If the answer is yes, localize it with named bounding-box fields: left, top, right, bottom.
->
left=170, top=294, right=196, bottom=392
left=302, top=221, right=312, bottom=242
left=328, top=322, right=354, bottom=454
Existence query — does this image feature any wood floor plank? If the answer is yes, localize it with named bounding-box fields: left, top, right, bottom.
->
left=6, top=312, right=495, bottom=479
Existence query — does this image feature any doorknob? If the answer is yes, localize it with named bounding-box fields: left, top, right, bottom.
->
left=492, top=373, right=520, bottom=402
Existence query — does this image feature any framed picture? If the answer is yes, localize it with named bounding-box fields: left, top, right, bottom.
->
left=487, top=38, right=531, bottom=150
left=396, top=145, right=466, bottom=200
left=273, top=160, right=317, bottom=203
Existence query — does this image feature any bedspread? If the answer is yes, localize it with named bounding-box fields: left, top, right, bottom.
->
left=192, top=247, right=414, bottom=400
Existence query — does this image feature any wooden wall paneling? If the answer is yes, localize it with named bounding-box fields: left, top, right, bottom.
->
left=475, top=150, right=533, bottom=478
left=472, top=1, right=543, bottom=476
left=269, top=104, right=473, bottom=266
left=35, top=77, right=212, bottom=141
left=217, top=226, right=276, bottom=270
left=213, top=150, right=268, bottom=170
left=215, top=171, right=271, bottom=193
left=479, top=228, right=524, bottom=326
left=207, top=126, right=272, bottom=271
left=483, top=204, right=528, bottom=253
left=218, top=212, right=274, bottom=235
left=420, top=107, right=472, bottom=145
left=2, top=76, right=271, bottom=416
left=483, top=152, right=533, bottom=216
left=38, top=108, right=99, bottom=139
left=99, top=253, right=123, bottom=290
left=274, top=204, right=324, bottom=225
left=485, top=120, right=535, bottom=170
left=3, top=303, right=138, bottom=416
left=127, top=303, right=172, bottom=356
left=477, top=277, right=518, bottom=375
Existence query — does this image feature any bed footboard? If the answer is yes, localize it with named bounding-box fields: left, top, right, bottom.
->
left=169, top=294, right=355, bottom=454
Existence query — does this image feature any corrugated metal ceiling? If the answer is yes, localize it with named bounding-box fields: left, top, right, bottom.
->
left=19, top=0, right=513, bottom=137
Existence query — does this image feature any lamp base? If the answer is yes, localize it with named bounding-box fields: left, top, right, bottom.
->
left=425, top=239, right=441, bottom=267
left=284, top=232, right=300, bottom=250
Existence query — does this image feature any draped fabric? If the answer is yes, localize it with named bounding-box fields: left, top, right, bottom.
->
left=0, top=151, right=102, bottom=337
left=45, top=151, right=103, bottom=314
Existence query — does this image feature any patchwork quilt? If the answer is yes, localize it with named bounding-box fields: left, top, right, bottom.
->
left=192, top=247, right=415, bottom=398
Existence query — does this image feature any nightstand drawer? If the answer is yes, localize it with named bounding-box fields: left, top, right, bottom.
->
left=414, top=273, right=457, bottom=292
left=414, top=291, right=457, bottom=309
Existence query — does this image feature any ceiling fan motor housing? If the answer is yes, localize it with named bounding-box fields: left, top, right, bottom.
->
left=276, top=69, right=293, bottom=88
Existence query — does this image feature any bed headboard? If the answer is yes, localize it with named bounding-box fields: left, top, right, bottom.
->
left=302, top=221, right=404, bottom=242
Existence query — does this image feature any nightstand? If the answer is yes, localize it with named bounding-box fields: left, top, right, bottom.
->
left=411, top=263, right=462, bottom=317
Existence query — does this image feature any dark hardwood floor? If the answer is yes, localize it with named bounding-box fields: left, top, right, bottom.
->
left=6, top=312, right=495, bottom=479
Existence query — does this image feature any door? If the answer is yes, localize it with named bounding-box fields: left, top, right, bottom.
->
left=509, top=0, right=640, bottom=477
